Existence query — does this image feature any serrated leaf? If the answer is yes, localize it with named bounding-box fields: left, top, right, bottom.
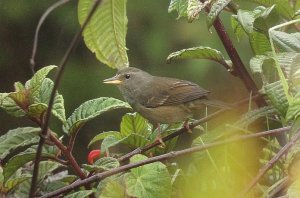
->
left=38, top=161, right=63, bottom=182
left=125, top=154, right=172, bottom=198
left=3, top=152, right=51, bottom=181
left=0, top=93, right=25, bottom=117
left=231, top=16, right=246, bottom=41
left=89, top=131, right=122, bottom=147
left=120, top=113, right=151, bottom=137
left=249, top=31, right=272, bottom=55
left=78, top=0, right=129, bottom=69
left=250, top=54, right=273, bottom=74
left=82, top=157, right=119, bottom=172
left=38, top=78, right=66, bottom=122
left=287, top=93, right=300, bottom=121
left=65, top=190, right=94, bottom=198
left=241, top=0, right=294, bottom=19
left=235, top=106, right=277, bottom=127
left=270, top=30, right=300, bottom=52
left=207, top=0, right=231, bottom=29
left=262, top=81, right=289, bottom=116
left=101, top=135, right=128, bottom=153
left=187, top=0, right=207, bottom=22
left=166, top=46, right=231, bottom=69
left=0, top=127, right=40, bottom=159
left=0, top=175, right=31, bottom=193
left=168, top=0, right=188, bottom=19
left=123, top=133, right=150, bottom=149
left=8, top=90, right=29, bottom=110
left=25, top=65, right=57, bottom=101
left=14, top=82, right=25, bottom=92
left=63, top=97, right=131, bottom=134
left=27, top=103, right=47, bottom=119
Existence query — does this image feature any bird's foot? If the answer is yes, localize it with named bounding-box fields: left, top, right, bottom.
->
left=155, top=135, right=166, bottom=148
left=183, top=120, right=192, bottom=133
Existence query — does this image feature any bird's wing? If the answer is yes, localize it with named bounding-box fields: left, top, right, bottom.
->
left=139, top=77, right=210, bottom=108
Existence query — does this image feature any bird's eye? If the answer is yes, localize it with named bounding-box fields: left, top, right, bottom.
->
left=125, top=74, right=130, bottom=79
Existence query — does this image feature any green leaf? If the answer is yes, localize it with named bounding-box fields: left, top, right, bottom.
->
left=88, top=131, right=122, bottom=147
left=27, top=103, right=47, bottom=119
left=14, top=82, right=25, bottom=92
left=262, top=81, right=289, bottom=116
left=235, top=106, right=277, bottom=127
left=168, top=0, right=188, bottom=19
left=38, top=78, right=66, bottom=122
left=250, top=54, right=273, bottom=74
left=1, top=174, right=31, bottom=193
left=231, top=16, right=246, bottom=41
left=3, top=152, right=52, bottom=181
left=100, top=180, right=125, bottom=198
left=249, top=31, right=272, bottom=55
left=270, top=30, right=300, bottom=52
left=25, top=65, right=57, bottom=101
left=166, top=46, right=232, bottom=69
left=78, top=0, right=129, bottom=69
left=101, top=135, right=128, bottom=153
left=38, top=161, right=62, bottom=182
left=65, top=190, right=94, bottom=198
left=0, top=93, right=25, bottom=117
left=120, top=113, right=151, bottom=137
left=0, top=127, right=40, bottom=159
left=124, top=154, right=172, bottom=198
left=207, top=0, right=231, bottom=29
left=123, top=133, right=150, bottom=149
left=287, top=93, right=300, bottom=121
left=63, top=97, right=131, bottom=134
left=82, top=157, right=119, bottom=172
left=241, top=0, right=294, bottom=19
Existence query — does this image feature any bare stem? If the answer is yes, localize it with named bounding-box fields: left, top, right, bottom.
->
left=29, top=0, right=102, bottom=197
left=40, top=126, right=290, bottom=198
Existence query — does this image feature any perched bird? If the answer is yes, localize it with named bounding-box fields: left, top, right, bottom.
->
left=103, top=67, right=226, bottom=144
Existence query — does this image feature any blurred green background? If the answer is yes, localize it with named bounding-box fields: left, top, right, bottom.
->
left=0, top=1, right=260, bottom=196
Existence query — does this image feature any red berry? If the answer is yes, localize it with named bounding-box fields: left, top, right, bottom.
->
left=87, top=150, right=101, bottom=164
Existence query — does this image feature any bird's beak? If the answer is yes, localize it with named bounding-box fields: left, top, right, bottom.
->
left=103, top=75, right=122, bottom=85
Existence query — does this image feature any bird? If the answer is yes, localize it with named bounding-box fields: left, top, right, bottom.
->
left=103, top=67, right=227, bottom=145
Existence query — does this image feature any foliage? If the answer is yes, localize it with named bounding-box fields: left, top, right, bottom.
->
left=1, top=0, right=300, bottom=197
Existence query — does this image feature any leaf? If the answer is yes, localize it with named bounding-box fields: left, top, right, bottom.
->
left=241, top=0, right=294, bottom=19
left=78, top=0, right=129, bottom=69
left=38, top=161, right=63, bottom=182
left=249, top=31, right=272, bottom=55
left=231, top=16, right=246, bottom=41
left=287, top=93, right=300, bottom=121
left=14, top=82, right=25, bottom=92
left=123, top=133, right=150, bottom=149
left=100, top=180, right=125, bottom=198
left=250, top=54, right=273, bottom=74
left=101, top=135, right=128, bottom=153
left=168, top=0, right=188, bottom=19
left=288, top=179, right=300, bottom=198
left=207, top=0, right=231, bottom=29
left=27, top=103, right=47, bottom=119
left=0, top=127, right=40, bottom=159
left=124, top=154, right=172, bottom=198
left=262, top=81, right=289, bottom=116
left=38, top=78, right=66, bottom=122
left=65, top=190, right=94, bottom=198
left=82, top=157, right=119, bottom=172
left=187, top=0, right=207, bottom=22
left=166, top=46, right=232, bottom=69
left=0, top=174, right=31, bottom=193
left=25, top=65, right=57, bottom=101
left=270, top=30, right=300, bottom=52
left=235, top=106, right=277, bottom=128
left=88, top=131, right=122, bottom=147
left=0, top=93, right=25, bottom=117
left=3, top=152, right=52, bottom=181
left=63, top=97, right=131, bottom=134
left=120, top=113, right=151, bottom=137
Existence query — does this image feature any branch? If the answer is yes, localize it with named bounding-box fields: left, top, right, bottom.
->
left=40, top=126, right=290, bottom=198
left=200, top=0, right=267, bottom=108
left=29, top=0, right=72, bottom=74
left=29, top=0, right=103, bottom=197
left=118, top=95, right=258, bottom=162
left=241, top=128, right=300, bottom=196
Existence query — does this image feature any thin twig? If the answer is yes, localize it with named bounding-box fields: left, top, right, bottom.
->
left=29, top=0, right=102, bottom=197
left=118, top=95, right=258, bottom=162
left=40, top=126, right=290, bottom=198
left=29, top=0, right=72, bottom=74
left=241, top=129, right=300, bottom=196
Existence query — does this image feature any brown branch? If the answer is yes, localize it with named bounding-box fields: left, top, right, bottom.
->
left=40, top=126, right=290, bottom=198
left=29, top=0, right=72, bottom=75
left=29, top=0, right=103, bottom=197
left=118, top=95, right=258, bottom=162
left=241, top=129, right=300, bottom=196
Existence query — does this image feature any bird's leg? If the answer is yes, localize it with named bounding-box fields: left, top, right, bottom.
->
left=155, top=123, right=166, bottom=148
left=183, top=120, right=192, bottom=133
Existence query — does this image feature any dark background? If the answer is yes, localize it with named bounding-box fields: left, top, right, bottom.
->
left=0, top=1, right=255, bottom=163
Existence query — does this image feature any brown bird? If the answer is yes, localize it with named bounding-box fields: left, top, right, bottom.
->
left=103, top=67, right=226, bottom=145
